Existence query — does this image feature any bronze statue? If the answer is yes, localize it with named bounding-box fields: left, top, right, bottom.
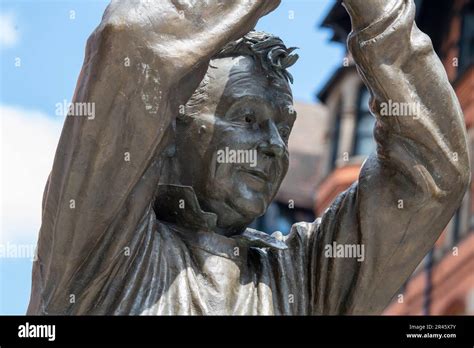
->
left=28, top=0, right=470, bottom=314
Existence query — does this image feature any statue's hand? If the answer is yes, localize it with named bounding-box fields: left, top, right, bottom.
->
left=95, top=0, right=280, bottom=83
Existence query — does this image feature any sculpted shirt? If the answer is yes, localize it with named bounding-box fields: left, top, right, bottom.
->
left=28, top=0, right=469, bottom=315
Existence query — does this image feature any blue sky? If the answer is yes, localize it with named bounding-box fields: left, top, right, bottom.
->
left=0, top=0, right=344, bottom=314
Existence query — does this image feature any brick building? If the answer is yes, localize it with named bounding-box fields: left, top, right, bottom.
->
left=317, top=0, right=474, bottom=314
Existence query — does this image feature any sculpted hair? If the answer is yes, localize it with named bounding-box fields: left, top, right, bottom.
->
left=181, top=30, right=298, bottom=120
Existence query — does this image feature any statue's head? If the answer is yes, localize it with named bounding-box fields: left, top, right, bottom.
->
left=171, top=31, right=298, bottom=235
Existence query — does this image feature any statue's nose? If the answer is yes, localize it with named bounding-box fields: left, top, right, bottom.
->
left=258, top=122, right=285, bottom=158
left=259, top=141, right=285, bottom=158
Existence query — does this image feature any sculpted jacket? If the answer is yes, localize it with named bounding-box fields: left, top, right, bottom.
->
left=28, top=0, right=470, bottom=314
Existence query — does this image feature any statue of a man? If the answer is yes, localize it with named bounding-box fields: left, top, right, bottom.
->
left=28, top=0, right=470, bottom=315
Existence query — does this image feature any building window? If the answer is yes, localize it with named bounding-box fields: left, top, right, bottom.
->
left=353, top=85, right=376, bottom=157
left=250, top=203, right=292, bottom=235
left=250, top=202, right=314, bottom=235
left=459, top=2, right=474, bottom=73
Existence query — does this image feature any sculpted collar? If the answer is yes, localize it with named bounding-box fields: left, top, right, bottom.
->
left=153, top=184, right=287, bottom=251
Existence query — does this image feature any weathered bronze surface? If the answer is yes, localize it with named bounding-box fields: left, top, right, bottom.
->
left=28, top=0, right=470, bottom=314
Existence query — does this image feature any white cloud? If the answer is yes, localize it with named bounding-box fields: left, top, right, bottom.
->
left=0, top=12, right=19, bottom=48
left=0, top=105, right=63, bottom=244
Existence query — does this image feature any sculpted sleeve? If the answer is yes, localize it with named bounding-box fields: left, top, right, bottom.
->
left=28, top=0, right=279, bottom=314
left=308, top=0, right=470, bottom=314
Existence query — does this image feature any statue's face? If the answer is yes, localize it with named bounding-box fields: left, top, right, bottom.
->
left=175, top=56, right=295, bottom=234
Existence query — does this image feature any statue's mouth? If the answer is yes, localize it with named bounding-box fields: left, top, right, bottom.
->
left=238, top=167, right=269, bottom=182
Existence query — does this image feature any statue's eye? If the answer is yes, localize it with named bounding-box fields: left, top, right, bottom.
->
left=243, top=113, right=256, bottom=124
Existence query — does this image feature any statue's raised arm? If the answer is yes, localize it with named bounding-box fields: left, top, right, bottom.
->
left=305, top=0, right=471, bottom=314
left=28, top=0, right=279, bottom=315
